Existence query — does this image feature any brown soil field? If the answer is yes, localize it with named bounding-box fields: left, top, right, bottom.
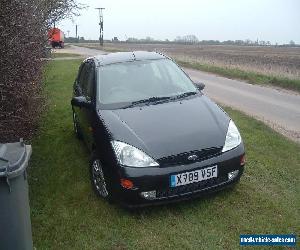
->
left=79, top=43, right=300, bottom=80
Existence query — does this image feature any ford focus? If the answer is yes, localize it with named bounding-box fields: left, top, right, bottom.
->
left=71, top=51, right=245, bottom=207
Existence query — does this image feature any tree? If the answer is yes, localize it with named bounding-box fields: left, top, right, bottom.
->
left=145, top=36, right=154, bottom=42
left=37, top=0, right=83, bottom=26
left=174, top=35, right=199, bottom=44
left=289, top=40, right=295, bottom=46
left=0, top=0, right=81, bottom=142
left=127, top=37, right=139, bottom=42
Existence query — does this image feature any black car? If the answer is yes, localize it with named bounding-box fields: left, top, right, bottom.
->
left=71, top=51, right=245, bottom=207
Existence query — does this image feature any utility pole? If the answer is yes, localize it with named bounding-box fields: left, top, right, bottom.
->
left=67, top=30, right=70, bottom=37
left=75, top=24, right=78, bottom=42
left=95, top=8, right=105, bottom=46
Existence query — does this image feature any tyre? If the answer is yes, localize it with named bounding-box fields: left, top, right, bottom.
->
left=90, top=152, right=112, bottom=201
left=72, top=111, right=82, bottom=139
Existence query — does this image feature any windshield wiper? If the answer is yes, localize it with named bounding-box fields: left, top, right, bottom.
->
left=172, top=91, right=198, bottom=100
left=122, top=92, right=197, bottom=109
left=124, top=96, right=171, bottom=108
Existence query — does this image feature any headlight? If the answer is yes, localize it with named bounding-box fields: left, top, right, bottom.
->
left=111, top=140, right=159, bottom=167
left=222, top=120, right=241, bottom=152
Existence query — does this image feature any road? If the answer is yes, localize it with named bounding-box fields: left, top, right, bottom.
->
left=55, top=45, right=300, bottom=142
left=185, top=68, right=300, bottom=142
left=53, top=45, right=106, bottom=57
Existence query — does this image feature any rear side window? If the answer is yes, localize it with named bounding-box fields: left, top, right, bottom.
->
left=85, top=63, right=95, bottom=99
left=78, top=62, right=95, bottom=100
left=77, top=64, right=87, bottom=94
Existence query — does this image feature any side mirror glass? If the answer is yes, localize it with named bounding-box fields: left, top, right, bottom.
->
left=71, top=96, right=92, bottom=109
left=194, top=82, right=205, bottom=91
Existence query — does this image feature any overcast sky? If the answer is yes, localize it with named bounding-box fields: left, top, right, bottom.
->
left=59, top=0, right=300, bottom=44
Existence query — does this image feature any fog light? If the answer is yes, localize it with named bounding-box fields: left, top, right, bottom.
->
left=140, top=190, right=156, bottom=200
left=240, top=154, right=246, bottom=166
left=228, top=170, right=239, bottom=180
left=120, top=179, right=134, bottom=189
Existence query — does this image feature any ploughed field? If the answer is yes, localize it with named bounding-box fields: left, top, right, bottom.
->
left=80, top=43, right=300, bottom=80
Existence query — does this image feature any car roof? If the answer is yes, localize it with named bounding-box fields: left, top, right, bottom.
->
left=92, top=51, right=168, bottom=66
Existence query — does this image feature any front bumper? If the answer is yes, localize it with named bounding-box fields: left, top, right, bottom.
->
left=114, top=145, right=245, bottom=208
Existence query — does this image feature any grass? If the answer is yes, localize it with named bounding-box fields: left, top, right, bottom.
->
left=28, top=59, right=300, bottom=249
left=177, top=60, right=300, bottom=93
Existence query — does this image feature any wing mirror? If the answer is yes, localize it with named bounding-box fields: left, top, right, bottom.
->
left=71, top=96, right=92, bottom=109
left=194, top=82, right=205, bottom=91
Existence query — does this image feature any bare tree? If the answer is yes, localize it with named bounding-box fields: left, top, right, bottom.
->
left=174, top=35, right=199, bottom=44
left=38, top=0, right=83, bottom=26
left=0, top=0, right=82, bottom=142
left=289, top=40, right=295, bottom=46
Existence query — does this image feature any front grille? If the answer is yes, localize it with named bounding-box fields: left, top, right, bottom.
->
left=156, top=175, right=228, bottom=199
left=157, top=147, right=222, bottom=167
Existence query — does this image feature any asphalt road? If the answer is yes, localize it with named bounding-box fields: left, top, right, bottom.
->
left=54, top=45, right=106, bottom=57
left=185, top=68, right=300, bottom=142
left=56, top=45, right=300, bottom=142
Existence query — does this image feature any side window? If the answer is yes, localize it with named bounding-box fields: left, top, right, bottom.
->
left=85, top=63, right=95, bottom=99
left=78, top=62, right=94, bottom=100
left=77, top=64, right=87, bottom=94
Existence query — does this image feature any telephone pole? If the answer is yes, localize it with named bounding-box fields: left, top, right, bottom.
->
left=75, top=24, right=78, bottom=42
left=95, top=8, right=105, bottom=46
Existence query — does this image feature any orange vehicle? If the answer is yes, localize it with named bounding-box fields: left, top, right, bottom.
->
left=48, top=28, right=65, bottom=48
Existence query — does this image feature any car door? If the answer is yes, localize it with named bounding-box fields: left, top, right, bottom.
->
left=80, top=60, right=96, bottom=150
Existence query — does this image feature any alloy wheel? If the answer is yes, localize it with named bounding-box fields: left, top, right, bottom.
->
left=92, top=159, right=109, bottom=198
left=73, top=112, right=78, bottom=134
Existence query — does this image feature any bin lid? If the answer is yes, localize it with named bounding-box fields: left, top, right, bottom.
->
left=0, top=140, right=32, bottom=177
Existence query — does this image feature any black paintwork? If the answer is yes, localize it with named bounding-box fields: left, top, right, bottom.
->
left=100, top=95, right=229, bottom=160
left=71, top=51, right=245, bottom=207
left=94, top=51, right=166, bottom=66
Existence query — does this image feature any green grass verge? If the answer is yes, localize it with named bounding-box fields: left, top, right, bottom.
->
left=177, top=60, right=300, bottom=92
left=52, top=53, right=81, bottom=58
left=29, top=59, right=299, bottom=249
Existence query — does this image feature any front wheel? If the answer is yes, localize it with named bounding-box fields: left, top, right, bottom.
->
left=90, top=153, right=111, bottom=200
left=72, top=111, right=82, bottom=139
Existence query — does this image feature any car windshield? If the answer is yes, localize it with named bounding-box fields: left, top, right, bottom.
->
left=98, top=59, right=197, bottom=107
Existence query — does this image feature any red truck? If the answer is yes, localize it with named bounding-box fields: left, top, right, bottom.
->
left=48, top=28, right=65, bottom=48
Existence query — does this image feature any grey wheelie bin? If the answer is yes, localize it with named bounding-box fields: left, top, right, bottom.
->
left=0, top=140, right=33, bottom=250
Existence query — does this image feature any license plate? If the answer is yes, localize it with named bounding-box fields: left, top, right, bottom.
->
left=170, top=165, right=218, bottom=187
